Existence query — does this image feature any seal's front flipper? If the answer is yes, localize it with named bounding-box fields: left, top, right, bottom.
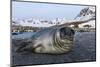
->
left=15, top=39, right=33, bottom=54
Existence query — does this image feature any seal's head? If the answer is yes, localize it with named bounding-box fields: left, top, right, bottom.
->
left=53, top=27, right=75, bottom=53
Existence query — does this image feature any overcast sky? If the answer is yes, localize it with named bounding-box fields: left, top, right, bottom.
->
left=12, top=1, right=88, bottom=20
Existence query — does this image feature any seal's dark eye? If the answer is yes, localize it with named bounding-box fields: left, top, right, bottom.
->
left=71, top=29, right=75, bottom=35
left=60, top=28, right=67, bottom=38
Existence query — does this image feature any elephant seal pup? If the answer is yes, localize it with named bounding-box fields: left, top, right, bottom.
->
left=31, top=27, right=75, bottom=54
left=15, top=27, right=75, bottom=54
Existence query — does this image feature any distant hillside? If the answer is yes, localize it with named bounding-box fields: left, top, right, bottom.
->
left=12, top=6, right=95, bottom=28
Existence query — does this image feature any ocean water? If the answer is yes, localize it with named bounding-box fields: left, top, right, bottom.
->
left=12, top=32, right=36, bottom=39
left=12, top=32, right=95, bottom=39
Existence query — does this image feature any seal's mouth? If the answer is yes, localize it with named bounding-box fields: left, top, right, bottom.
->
left=59, top=27, right=75, bottom=41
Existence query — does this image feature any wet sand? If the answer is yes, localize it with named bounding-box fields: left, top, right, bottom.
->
left=11, top=32, right=96, bottom=66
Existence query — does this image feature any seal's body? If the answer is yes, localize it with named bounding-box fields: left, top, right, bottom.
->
left=16, top=27, right=75, bottom=54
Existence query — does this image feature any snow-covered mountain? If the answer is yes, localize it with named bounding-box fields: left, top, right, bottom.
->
left=74, top=6, right=95, bottom=28
left=75, top=6, right=95, bottom=20
left=12, top=18, right=67, bottom=27
left=12, top=6, right=95, bottom=28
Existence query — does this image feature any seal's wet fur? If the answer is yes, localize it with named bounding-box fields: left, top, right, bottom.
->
left=15, top=27, right=75, bottom=54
